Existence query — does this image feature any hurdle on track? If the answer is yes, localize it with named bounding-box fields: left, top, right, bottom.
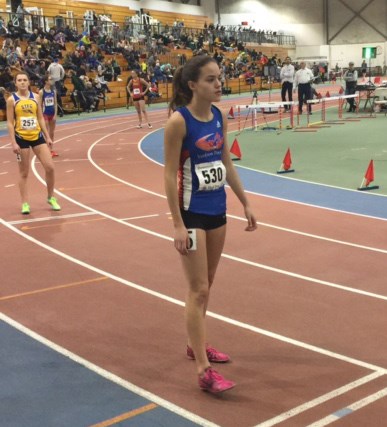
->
left=236, top=101, right=296, bottom=133
left=305, top=94, right=360, bottom=127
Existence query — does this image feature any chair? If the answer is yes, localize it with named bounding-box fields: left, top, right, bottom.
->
left=374, top=88, right=387, bottom=116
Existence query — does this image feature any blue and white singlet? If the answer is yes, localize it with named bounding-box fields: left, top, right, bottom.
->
left=42, top=88, right=56, bottom=117
left=177, top=105, right=227, bottom=216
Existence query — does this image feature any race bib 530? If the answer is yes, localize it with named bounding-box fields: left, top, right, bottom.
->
left=195, top=160, right=226, bottom=191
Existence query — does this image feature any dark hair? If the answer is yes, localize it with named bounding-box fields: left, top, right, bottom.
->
left=42, top=74, right=51, bottom=84
left=168, top=55, right=218, bottom=114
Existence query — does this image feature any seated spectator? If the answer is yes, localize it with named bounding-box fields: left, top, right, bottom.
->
left=7, top=20, right=24, bottom=40
left=111, top=56, right=121, bottom=80
left=83, top=81, right=100, bottom=112
left=102, top=59, right=114, bottom=82
left=79, top=33, right=92, bottom=50
left=0, top=86, right=6, bottom=111
left=0, top=67, right=15, bottom=91
left=68, top=69, right=87, bottom=110
left=0, top=51, right=8, bottom=71
left=152, top=64, right=166, bottom=83
left=23, top=59, right=42, bottom=86
left=63, top=25, right=78, bottom=43
left=147, top=81, right=161, bottom=101
left=95, top=73, right=112, bottom=93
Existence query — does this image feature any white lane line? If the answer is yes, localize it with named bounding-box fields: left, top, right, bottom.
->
left=0, top=313, right=219, bottom=427
left=121, top=214, right=160, bottom=221
left=256, top=371, right=385, bottom=427
left=8, top=212, right=97, bottom=225
left=4, top=184, right=15, bottom=188
left=237, top=163, right=387, bottom=199
left=65, top=170, right=74, bottom=173
left=1, top=217, right=386, bottom=375
left=227, top=214, right=387, bottom=254
left=306, top=387, right=387, bottom=427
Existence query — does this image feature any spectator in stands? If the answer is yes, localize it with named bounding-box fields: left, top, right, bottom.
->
left=22, top=59, right=42, bottom=86
left=95, top=69, right=112, bottom=93
left=63, top=25, right=78, bottom=43
left=0, top=67, right=15, bottom=91
left=83, top=81, right=100, bottom=112
left=111, top=56, right=121, bottom=81
left=68, top=69, right=87, bottom=110
left=16, top=3, right=30, bottom=30
left=147, top=81, right=161, bottom=102
left=153, top=62, right=166, bottom=83
left=76, top=63, right=87, bottom=78
left=79, top=33, right=92, bottom=50
left=0, top=17, right=8, bottom=36
left=0, top=86, right=6, bottom=111
left=160, top=63, right=173, bottom=81
left=47, top=58, right=65, bottom=115
left=6, top=21, right=22, bottom=40
left=0, top=51, right=9, bottom=71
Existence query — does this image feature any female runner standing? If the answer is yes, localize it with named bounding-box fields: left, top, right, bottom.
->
left=127, top=70, right=152, bottom=129
left=164, top=55, right=257, bottom=394
left=7, top=72, right=61, bottom=214
left=39, top=75, right=59, bottom=157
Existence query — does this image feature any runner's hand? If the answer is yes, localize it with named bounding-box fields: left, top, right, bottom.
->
left=174, top=225, right=190, bottom=255
left=244, top=206, right=257, bottom=231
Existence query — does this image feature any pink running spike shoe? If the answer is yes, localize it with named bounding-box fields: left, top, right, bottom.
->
left=187, top=345, right=230, bottom=363
left=198, top=368, right=236, bottom=394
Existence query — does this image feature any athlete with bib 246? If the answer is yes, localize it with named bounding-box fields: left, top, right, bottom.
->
left=164, top=55, right=257, bottom=394
left=7, top=72, right=61, bottom=214
left=39, top=75, right=58, bottom=158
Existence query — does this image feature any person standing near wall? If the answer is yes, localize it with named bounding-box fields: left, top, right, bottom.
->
left=294, top=61, right=314, bottom=114
left=343, top=61, right=358, bottom=112
left=280, top=56, right=294, bottom=111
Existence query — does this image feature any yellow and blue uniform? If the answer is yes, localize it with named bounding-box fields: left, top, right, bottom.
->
left=13, top=91, right=42, bottom=142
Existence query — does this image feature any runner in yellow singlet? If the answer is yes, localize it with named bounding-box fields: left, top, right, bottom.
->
left=7, top=72, right=61, bottom=214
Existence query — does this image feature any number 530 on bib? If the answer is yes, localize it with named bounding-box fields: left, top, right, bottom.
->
left=195, top=160, right=226, bottom=191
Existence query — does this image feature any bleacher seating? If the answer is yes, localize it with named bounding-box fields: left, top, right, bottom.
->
left=0, top=0, right=295, bottom=119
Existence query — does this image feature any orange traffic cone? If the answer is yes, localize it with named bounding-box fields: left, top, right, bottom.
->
left=325, top=91, right=331, bottom=97
left=230, top=138, right=242, bottom=160
left=228, top=106, right=235, bottom=119
left=358, top=160, right=379, bottom=191
left=338, top=87, right=344, bottom=95
left=277, top=148, right=295, bottom=174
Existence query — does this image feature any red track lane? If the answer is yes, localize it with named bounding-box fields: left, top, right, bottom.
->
left=1, top=99, right=387, bottom=426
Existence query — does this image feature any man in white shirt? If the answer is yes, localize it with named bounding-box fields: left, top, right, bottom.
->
left=294, top=61, right=314, bottom=114
left=47, top=58, right=65, bottom=116
left=280, top=56, right=294, bottom=111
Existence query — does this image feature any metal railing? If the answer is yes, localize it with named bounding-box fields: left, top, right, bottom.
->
left=0, top=11, right=295, bottom=48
